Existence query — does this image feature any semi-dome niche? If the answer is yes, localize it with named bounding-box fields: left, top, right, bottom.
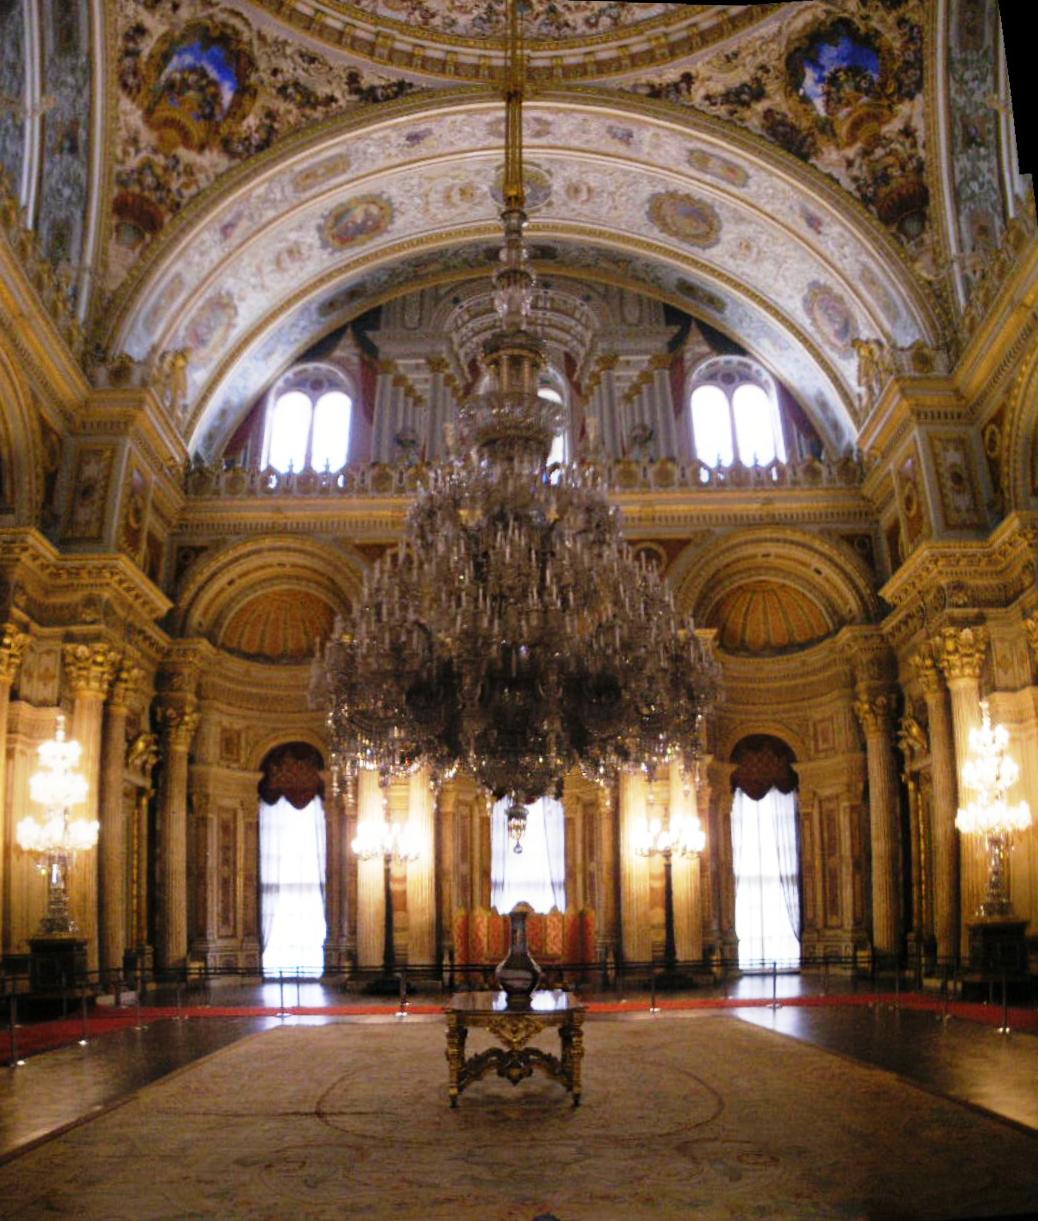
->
left=704, top=579, right=833, bottom=656
left=218, top=589, right=337, bottom=663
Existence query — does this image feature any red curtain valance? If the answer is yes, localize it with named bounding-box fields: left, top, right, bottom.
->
left=259, top=742, right=325, bottom=809
left=730, top=734, right=798, bottom=801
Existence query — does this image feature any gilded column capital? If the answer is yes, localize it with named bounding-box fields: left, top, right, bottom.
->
left=853, top=686, right=897, bottom=737
left=63, top=641, right=121, bottom=698
left=155, top=701, right=201, bottom=751
left=110, top=661, right=146, bottom=711
left=931, top=624, right=988, bottom=683
left=910, top=644, right=945, bottom=698
left=0, top=621, right=30, bottom=685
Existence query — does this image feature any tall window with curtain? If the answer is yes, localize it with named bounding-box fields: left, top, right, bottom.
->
left=729, top=735, right=801, bottom=969
left=491, top=796, right=566, bottom=913
left=689, top=356, right=786, bottom=471
left=261, top=363, right=353, bottom=474
left=257, top=743, right=328, bottom=977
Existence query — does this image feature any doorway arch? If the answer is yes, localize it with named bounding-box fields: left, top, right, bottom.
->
left=730, top=735, right=802, bottom=969
left=257, top=742, right=327, bottom=977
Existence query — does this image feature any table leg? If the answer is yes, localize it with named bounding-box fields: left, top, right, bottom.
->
left=566, top=1012, right=584, bottom=1106
left=446, top=1012, right=465, bottom=1107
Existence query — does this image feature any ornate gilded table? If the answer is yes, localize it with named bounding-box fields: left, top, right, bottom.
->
left=445, top=990, right=585, bottom=1107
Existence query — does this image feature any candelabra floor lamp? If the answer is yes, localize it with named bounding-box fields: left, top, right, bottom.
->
left=15, top=715, right=96, bottom=993
left=634, top=780, right=706, bottom=990
left=351, top=794, right=422, bottom=995
left=955, top=701, right=1032, bottom=997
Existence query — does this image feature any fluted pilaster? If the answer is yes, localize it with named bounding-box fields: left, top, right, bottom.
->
left=932, top=625, right=988, bottom=942
left=64, top=641, right=121, bottom=971
left=98, top=660, right=144, bottom=980
left=0, top=623, right=30, bottom=956
left=355, top=769, right=385, bottom=969
left=912, top=645, right=960, bottom=964
left=618, top=771, right=651, bottom=963
left=853, top=687, right=901, bottom=953
left=406, top=770, right=436, bottom=966
left=155, top=699, right=200, bottom=969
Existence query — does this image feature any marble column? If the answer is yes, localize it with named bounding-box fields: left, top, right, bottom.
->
left=405, top=769, right=436, bottom=966
left=912, top=645, right=960, bottom=965
left=354, top=769, right=385, bottom=969
left=64, top=641, right=121, bottom=973
left=154, top=699, right=200, bottom=970
left=618, top=771, right=651, bottom=964
left=853, top=687, right=901, bottom=954
left=932, top=625, right=989, bottom=945
left=669, top=762, right=702, bottom=962
left=98, top=659, right=143, bottom=981
left=323, top=782, right=348, bottom=972
left=0, top=623, right=30, bottom=958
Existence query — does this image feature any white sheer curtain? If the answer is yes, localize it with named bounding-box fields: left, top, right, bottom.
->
left=731, top=787, right=800, bottom=969
left=491, top=796, right=566, bottom=913
left=259, top=795, right=327, bottom=976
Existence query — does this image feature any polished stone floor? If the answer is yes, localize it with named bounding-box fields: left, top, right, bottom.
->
left=2, top=975, right=1036, bottom=1164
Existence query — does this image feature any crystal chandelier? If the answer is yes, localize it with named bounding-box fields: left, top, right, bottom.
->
left=15, top=714, right=96, bottom=935
left=315, top=0, right=718, bottom=842
left=955, top=700, right=1032, bottom=918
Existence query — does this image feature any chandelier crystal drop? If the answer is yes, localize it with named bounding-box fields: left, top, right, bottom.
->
left=314, top=0, right=718, bottom=837
left=955, top=700, right=1032, bottom=918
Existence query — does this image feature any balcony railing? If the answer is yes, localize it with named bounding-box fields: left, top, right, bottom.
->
left=184, top=454, right=865, bottom=499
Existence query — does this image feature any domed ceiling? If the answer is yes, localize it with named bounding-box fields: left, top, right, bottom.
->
left=704, top=579, right=833, bottom=655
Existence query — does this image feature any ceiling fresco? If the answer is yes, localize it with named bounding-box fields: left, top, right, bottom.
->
left=109, top=0, right=425, bottom=288
left=623, top=0, right=933, bottom=270
left=336, top=0, right=678, bottom=41
left=111, top=96, right=939, bottom=455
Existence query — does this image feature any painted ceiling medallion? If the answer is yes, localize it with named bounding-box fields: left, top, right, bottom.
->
left=647, top=191, right=722, bottom=249
left=320, top=195, right=394, bottom=250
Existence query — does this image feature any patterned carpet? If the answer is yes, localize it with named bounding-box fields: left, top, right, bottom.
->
left=1, top=1013, right=1036, bottom=1219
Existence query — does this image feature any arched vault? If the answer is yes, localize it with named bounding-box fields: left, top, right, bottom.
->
left=108, top=91, right=943, bottom=460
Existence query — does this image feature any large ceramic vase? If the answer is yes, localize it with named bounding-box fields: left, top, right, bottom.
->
left=495, top=903, right=542, bottom=1006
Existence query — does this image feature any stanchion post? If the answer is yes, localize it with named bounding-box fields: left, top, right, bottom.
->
left=397, top=967, right=408, bottom=1019
left=893, top=960, right=900, bottom=1010
left=8, top=987, right=20, bottom=1066
left=649, top=965, right=659, bottom=1015
left=997, top=968, right=1010, bottom=1035
left=278, top=970, right=286, bottom=1018
left=134, top=966, right=144, bottom=1029
left=768, top=960, right=780, bottom=1009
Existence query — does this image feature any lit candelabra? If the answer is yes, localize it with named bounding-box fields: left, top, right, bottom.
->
left=634, top=776, right=706, bottom=978
left=15, top=715, right=95, bottom=935
left=955, top=701, right=1032, bottom=918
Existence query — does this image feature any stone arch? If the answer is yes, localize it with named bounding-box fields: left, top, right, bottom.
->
left=174, top=537, right=364, bottom=659
left=672, top=528, right=880, bottom=655
left=715, top=718, right=811, bottom=767
left=999, top=338, right=1038, bottom=513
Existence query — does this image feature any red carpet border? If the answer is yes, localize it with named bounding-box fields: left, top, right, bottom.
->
left=5, top=991, right=1037, bottom=1060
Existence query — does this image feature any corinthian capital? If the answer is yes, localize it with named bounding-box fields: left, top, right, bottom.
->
left=931, top=624, right=988, bottom=683
left=0, top=621, right=30, bottom=685
left=110, top=660, right=146, bottom=711
left=910, top=644, right=944, bottom=698
left=155, top=700, right=200, bottom=750
left=63, top=641, right=121, bottom=698
left=853, top=686, right=896, bottom=737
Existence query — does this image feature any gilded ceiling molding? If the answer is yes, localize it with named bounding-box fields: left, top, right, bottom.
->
left=248, top=1, right=771, bottom=76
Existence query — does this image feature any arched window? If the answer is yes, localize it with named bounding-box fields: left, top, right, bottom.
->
left=491, top=796, right=566, bottom=913
left=261, top=365, right=353, bottom=474
left=689, top=358, right=786, bottom=468
left=729, top=735, right=801, bottom=970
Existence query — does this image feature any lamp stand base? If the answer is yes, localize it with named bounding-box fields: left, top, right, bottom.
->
left=28, top=935, right=88, bottom=994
